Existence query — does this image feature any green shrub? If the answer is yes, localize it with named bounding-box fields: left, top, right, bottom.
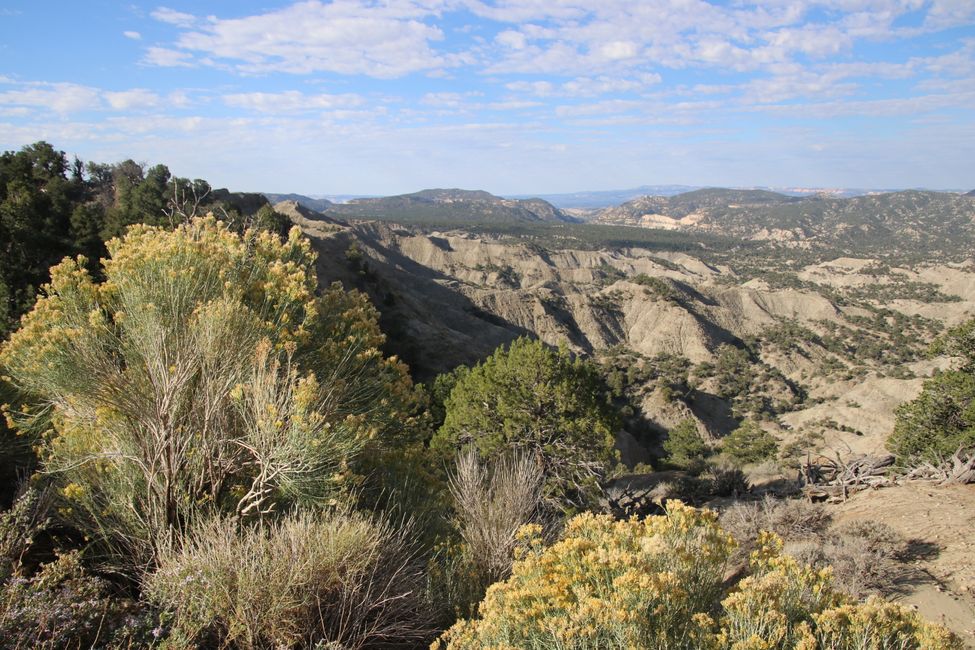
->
left=0, top=218, right=421, bottom=569
left=887, top=370, right=975, bottom=465
left=719, top=533, right=958, bottom=649
left=723, top=420, right=779, bottom=465
left=664, top=418, right=711, bottom=473
left=434, top=502, right=734, bottom=649
left=703, top=462, right=750, bottom=497
left=432, top=338, right=618, bottom=512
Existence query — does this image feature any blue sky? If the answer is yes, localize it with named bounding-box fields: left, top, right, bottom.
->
left=1, top=1, right=973, bottom=195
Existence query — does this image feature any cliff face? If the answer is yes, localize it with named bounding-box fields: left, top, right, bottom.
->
left=293, top=210, right=974, bottom=372
left=285, top=202, right=975, bottom=454
left=595, top=190, right=975, bottom=257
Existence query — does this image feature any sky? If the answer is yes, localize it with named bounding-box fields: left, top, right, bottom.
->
left=1, top=1, right=973, bottom=195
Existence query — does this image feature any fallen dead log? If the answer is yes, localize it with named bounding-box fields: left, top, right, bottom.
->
left=904, top=447, right=975, bottom=485
left=802, top=453, right=897, bottom=501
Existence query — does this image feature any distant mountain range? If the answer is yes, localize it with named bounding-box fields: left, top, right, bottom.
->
left=261, top=186, right=974, bottom=258
left=263, top=193, right=334, bottom=212
left=594, top=188, right=975, bottom=257
left=268, top=188, right=578, bottom=225
left=508, top=185, right=970, bottom=209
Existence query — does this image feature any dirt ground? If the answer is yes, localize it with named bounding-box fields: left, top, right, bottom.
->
left=830, top=482, right=975, bottom=647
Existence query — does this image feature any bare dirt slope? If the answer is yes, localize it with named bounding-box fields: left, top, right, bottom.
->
left=286, top=207, right=973, bottom=449
left=831, top=483, right=975, bottom=646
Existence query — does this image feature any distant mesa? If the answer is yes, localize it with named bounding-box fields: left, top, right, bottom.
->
left=308, top=188, right=578, bottom=225
left=272, top=199, right=345, bottom=227
left=262, top=188, right=575, bottom=225
left=263, top=193, right=334, bottom=213
left=594, top=188, right=975, bottom=256
left=966, top=189, right=975, bottom=197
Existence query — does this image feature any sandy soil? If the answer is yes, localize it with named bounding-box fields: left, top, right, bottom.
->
left=830, top=482, right=975, bottom=646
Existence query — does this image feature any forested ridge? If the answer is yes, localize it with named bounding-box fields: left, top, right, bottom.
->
left=0, top=142, right=972, bottom=649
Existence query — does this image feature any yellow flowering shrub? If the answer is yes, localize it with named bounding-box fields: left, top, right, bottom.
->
left=0, top=217, right=422, bottom=567
left=435, top=501, right=734, bottom=650
left=435, top=504, right=961, bottom=650
left=719, top=531, right=963, bottom=649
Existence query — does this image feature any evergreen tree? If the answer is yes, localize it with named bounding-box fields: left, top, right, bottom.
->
left=723, top=420, right=778, bottom=465
left=663, top=418, right=710, bottom=472
left=432, top=338, right=618, bottom=511
left=888, top=320, right=975, bottom=465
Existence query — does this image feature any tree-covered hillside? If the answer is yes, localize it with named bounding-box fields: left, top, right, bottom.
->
left=0, top=142, right=278, bottom=338
left=597, top=188, right=975, bottom=259
left=326, top=188, right=578, bottom=224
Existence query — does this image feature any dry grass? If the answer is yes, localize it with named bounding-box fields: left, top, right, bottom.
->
left=430, top=450, right=548, bottom=620
left=721, top=496, right=914, bottom=598
left=792, top=520, right=913, bottom=598
left=720, top=495, right=831, bottom=561
left=147, top=510, right=431, bottom=649
left=448, top=449, right=545, bottom=583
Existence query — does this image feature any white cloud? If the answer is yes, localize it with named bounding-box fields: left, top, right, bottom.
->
left=104, top=89, right=161, bottom=110
left=923, top=0, right=975, bottom=30
left=0, top=82, right=177, bottom=115
left=143, top=46, right=194, bottom=67
left=750, top=90, right=975, bottom=118
left=223, top=91, right=366, bottom=113
left=508, top=74, right=660, bottom=98
left=420, top=92, right=469, bottom=107
left=151, top=7, right=196, bottom=28
left=555, top=99, right=644, bottom=117
left=486, top=100, right=542, bottom=110
left=470, top=0, right=970, bottom=81
left=0, top=82, right=102, bottom=114
left=149, top=1, right=450, bottom=78
left=506, top=80, right=555, bottom=96
left=123, top=30, right=142, bottom=40
left=496, top=30, right=527, bottom=49
left=562, top=74, right=660, bottom=96
left=598, top=41, right=638, bottom=61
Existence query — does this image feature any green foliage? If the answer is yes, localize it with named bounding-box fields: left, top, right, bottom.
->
left=248, top=203, right=292, bottom=237
left=723, top=420, right=779, bottom=465
left=593, top=262, right=626, bottom=287
left=887, top=317, right=975, bottom=466
left=0, top=141, right=277, bottom=342
left=436, top=506, right=961, bottom=650
left=0, top=218, right=420, bottom=569
left=0, top=142, right=86, bottom=335
left=147, top=510, right=429, bottom=649
left=432, top=338, right=619, bottom=512
left=715, top=344, right=754, bottom=400
left=931, top=318, right=975, bottom=371
left=632, top=273, right=679, bottom=300
left=428, top=365, right=471, bottom=430
left=664, top=418, right=711, bottom=472
left=473, top=262, right=521, bottom=287
left=887, top=370, right=975, bottom=464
